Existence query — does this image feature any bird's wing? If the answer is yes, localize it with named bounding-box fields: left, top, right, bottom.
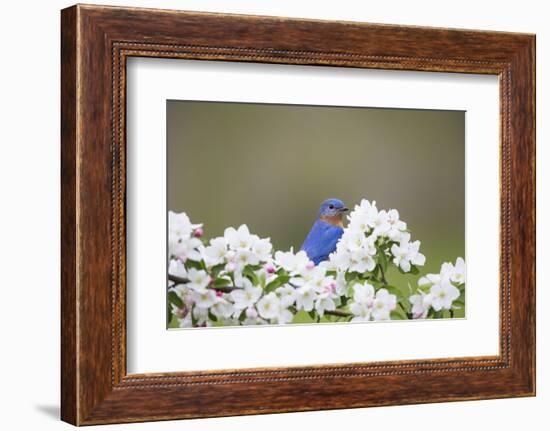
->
left=301, top=220, right=344, bottom=264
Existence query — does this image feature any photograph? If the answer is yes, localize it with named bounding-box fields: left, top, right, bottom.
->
left=167, top=101, right=466, bottom=328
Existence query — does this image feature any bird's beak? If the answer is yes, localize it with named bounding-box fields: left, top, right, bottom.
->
left=338, top=207, right=349, bottom=213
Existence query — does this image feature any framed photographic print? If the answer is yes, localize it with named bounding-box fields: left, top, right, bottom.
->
left=61, top=4, right=536, bottom=425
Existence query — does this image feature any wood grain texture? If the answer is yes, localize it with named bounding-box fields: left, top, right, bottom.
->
left=60, top=5, right=78, bottom=425
left=60, top=4, right=536, bottom=425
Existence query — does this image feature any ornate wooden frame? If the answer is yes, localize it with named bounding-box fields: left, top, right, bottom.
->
left=61, top=4, right=536, bottom=425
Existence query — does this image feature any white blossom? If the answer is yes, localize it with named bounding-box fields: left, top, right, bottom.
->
left=169, top=211, right=201, bottom=242
left=192, top=306, right=209, bottom=326
left=340, top=230, right=370, bottom=252
left=171, top=236, right=203, bottom=262
left=390, top=234, right=425, bottom=272
left=349, top=283, right=396, bottom=321
left=274, top=307, right=294, bottom=325
left=315, top=288, right=337, bottom=317
left=274, top=249, right=310, bottom=273
left=349, top=282, right=375, bottom=322
left=230, top=281, right=262, bottom=310
left=409, top=292, right=431, bottom=319
left=276, top=284, right=298, bottom=308
left=242, top=306, right=266, bottom=325
left=292, top=266, right=330, bottom=289
left=210, top=297, right=234, bottom=319
left=348, top=199, right=379, bottom=232
left=186, top=268, right=210, bottom=293
left=386, top=209, right=407, bottom=241
left=352, top=282, right=375, bottom=304
left=192, top=289, right=217, bottom=308
left=371, top=209, right=391, bottom=237
left=419, top=258, right=465, bottom=287
left=329, top=249, right=352, bottom=271
left=234, top=248, right=260, bottom=269
left=350, top=302, right=372, bottom=322
left=224, top=224, right=255, bottom=250
left=348, top=247, right=377, bottom=273
left=427, top=279, right=460, bottom=311
left=296, top=284, right=317, bottom=311
left=252, top=237, right=273, bottom=262
left=256, top=292, right=281, bottom=320
left=168, top=259, right=187, bottom=286
left=450, top=257, right=466, bottom=285
left=202, top=237, right=229, bottom=266
left=168, top=211, right=203, bottom=261
left=371, top=288, right=397, bottom=320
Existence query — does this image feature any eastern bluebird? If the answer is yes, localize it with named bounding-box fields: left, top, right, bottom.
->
left=301, top=198, right=349, bottom=265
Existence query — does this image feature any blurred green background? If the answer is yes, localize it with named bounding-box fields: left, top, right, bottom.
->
left=167, top=101, right=465, bottom=310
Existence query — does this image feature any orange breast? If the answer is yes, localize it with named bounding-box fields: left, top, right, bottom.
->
left=320, top=214, right=344, bottom=227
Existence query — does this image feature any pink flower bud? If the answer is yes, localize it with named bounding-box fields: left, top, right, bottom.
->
left=193, top=227, right=204, bottom=238
left=306, top=261, right=315, bottom=270
left=265, top=264, right=276, bottom=274
left=215, top=290, right=224, bottom=298
left=329, top=281, right=337, bottom=291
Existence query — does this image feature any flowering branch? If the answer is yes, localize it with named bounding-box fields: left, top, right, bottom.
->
left=168, top=273, right=239, bottom=293
left=167, top=199, right=465, bottom=328
left=324, top=309, right=353, bottom=318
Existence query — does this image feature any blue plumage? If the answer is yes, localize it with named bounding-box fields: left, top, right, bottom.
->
left=301, top=198, right=348, bottom=265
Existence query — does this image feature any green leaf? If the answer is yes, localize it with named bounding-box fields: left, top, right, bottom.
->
left=243, top=265, right=259, bottom=285
left=167, top=313, right=180, bottom=328
left=454, top=299, right=465, bottom=307
left=168, top=290, right=183, bottom=308
left=212, top=278, right=232, bottom=288
left=383, top=285, right=403, bottom=299
left=265, top=275, right=291, bottom=293
left=340, top=296, right=348, bottom=306
left=345, top=271, right=358, bottom=283
left=185, top=260, right=203, bottom=270
left=409, top=265, right=420, bottom=275
left=370, top=279, right=382, bottom=289
left=378, top=250, right=388, bottom=272
left=308, top=310, right=317, bottom=320
left=210, top=263, right=226, bottom=277
left=390, top=310, right=406, bottom=320
left=167, top=304, right=173, bottom=326
left=208, top=311, right=218, bottom=322
left=259, top=271, right=267, bottom=288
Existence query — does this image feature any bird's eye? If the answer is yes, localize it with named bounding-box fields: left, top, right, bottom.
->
left=329, top=204, right=334, bottom=209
